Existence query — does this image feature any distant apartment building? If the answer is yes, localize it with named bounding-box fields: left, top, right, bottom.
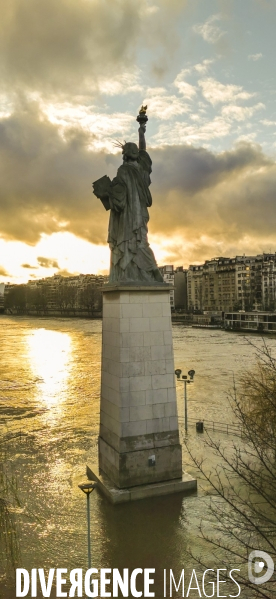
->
left=159, top=265, right=175, bottom=309
left=203, top=257, right=237, bottom=312
left=4, top=273, right=108, bottom=313
left=159, top=265, right=188, bottom=310
left=174, top=266, right=187, bottom=310
left=187, top=264, right=204, bottom=311
left=0, top=282, right=4, bottom=312
left=187, top=253, right=276, bottom=312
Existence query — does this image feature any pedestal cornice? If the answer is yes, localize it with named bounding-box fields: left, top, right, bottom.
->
left=102, top=283, right=174, bottom=293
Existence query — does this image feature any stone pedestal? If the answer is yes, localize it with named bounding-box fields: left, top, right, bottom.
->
left=87, top=284, right=197, bottom=500
left=101, top=284, right=183, bottom=484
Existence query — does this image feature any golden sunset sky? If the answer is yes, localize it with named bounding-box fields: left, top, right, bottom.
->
left=1, top=0, right=276, bottom=283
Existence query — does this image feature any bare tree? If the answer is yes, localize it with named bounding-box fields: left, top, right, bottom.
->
left=186, top=341, right=276, bottom=598
left=4, top=286, right=26, bottom=313
left=79, top=283, right=102, bottom=315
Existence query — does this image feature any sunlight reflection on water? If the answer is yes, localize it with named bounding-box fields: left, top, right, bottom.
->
left=26, top=328, right=72, bottom=413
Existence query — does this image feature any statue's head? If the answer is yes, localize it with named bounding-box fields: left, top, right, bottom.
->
left=113, top=140, right=139, bottom=162
left=122, top=142, right=139, bottom=161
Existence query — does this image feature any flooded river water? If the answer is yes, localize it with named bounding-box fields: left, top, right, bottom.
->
left=1, top=315, right=275, bottom=597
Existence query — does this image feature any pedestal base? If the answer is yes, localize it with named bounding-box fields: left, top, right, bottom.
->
left=87, top=463, right=197, bottom=504
left=99, top=436, right=182, bottom=488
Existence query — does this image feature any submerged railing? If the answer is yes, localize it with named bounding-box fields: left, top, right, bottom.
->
left=178, top=416, right=243, bottom=437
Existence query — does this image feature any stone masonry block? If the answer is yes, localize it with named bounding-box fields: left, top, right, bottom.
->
left=152, top=404, right=165, bottom=418
left=102, top=357, right=122, bottom=378
left=170, top=416, right=178, bottom=431
left=129, top=375, right=152, bottom=392
left=149, top=316, right=171, bottom=332
left=118, top=293, right=130, bottom=303
left=167, top=387, right=177, bottom=402
left=164, top=402, right=177, bottom=418
left=120, top=319, right=130, bottom=333
left=102, top=343, right=120, bottom=362
left=143, top=331, right=164, bottom=347
left=120, top=332, right=144, bottom=347
left=145, top=388, right=168, bottom=405
left=101, top=372, right=120, bottom=392
left=128, top=292, right=150, bottom=304
left=103, top=317, right=120, bottom=333
left=127, top=390, right=146, bottom=407
left=129, top=346, right=151, bottom=362
left=122, top=420, right=147, bottom=437
left=145, top=359, right=166, bottom=376
left=148, top=293, right=168, bottom=303
left=129, top=317, right=150, bottom=333
left=151, top=373, right=175, bottom=390
left=165, top=359, right=175, bottom=374
left=100, top=410, right=121, bottom=437
left=120, top=348, right=130, bottom=362
left=119, top=377, right=130, bottom=392
left=161, top=417, right=170, bottom=431
left=102, top=330, right=121, bottom=348
left=121, top=303, right=143, bottom=318
left=163, top=330, right=173, bottom=345
left=100, top=398, right=120, bottom=421
left=146, top=418, right=163, bottom=434
left=103, top=303, right=121, bottom=318
left=151, top=345, right=173, bottom=361
left=142, top=303, right=163, bottom=318
left=121, top=361, right=145, bottom=378
left=103, top=292, right=120, bottom=303
left=129, top=404, right=153, bottom=421
left=101, top=383, right=121, bottom=407
left=162, top=303, right=171, bottom=317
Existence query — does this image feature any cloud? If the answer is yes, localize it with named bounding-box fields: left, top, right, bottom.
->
left=221, top=103, right=265, bottom=122
left=0, top=0, right=141, bottom=95
left=261, top=119, right=276, bottom=126
left=150, top=142, right=271, bottom=196
left=174, top=71, right=197, bottom=99
left=56, top=268, right=79, bottom=277
left=0, top=266, right=9, bottom=276
left=193, top=14, right=226, bottom=44
left=151, top=115, right=233, bottom=145
left=248, top=53, right=263, bottom=61
left=141, top=92, right=191, bottom=119
left=0, top=0, right=187, bottom=98
left=21, top=263, right=38, bottom=269
left=1, top=101, right=276, bottom=271
left=37, top=257, right=59, bottom=268
left=147, top=142, right=276, bottom=265
left=199, top=78, right=254, bottom=105
left=0, top=101, right=112, bottom=245
left=194, top=59, right=214, bottom=74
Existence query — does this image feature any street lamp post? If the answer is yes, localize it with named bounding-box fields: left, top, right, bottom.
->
left=175, top=369, right=195, bottom=434
left=78, top=482, right=97, bottom=569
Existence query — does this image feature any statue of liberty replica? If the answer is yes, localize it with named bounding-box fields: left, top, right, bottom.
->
left=93, top=106, right=163, bottom=284
left=89, top=106, right=196, bottom=500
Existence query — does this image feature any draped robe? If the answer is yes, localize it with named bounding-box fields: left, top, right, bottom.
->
left=107, top=150, right=163, bottom=283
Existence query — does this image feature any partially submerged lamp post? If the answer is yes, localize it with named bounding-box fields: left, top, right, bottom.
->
left=175, top=369, right=195, bottom=434
left=78, top=482, right=97, bottom=569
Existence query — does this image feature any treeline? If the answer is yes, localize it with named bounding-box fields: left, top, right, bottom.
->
left=4, top=282, right=103, bottom=316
